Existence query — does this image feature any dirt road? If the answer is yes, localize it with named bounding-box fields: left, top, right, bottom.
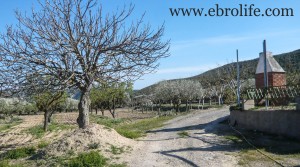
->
left=125, top=108, right=238, bottom=167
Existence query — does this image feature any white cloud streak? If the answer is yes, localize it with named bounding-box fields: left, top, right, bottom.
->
left=171, top=29, right=300, bottom=52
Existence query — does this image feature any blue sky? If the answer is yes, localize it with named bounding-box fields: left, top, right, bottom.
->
left=1, top=0, right=300, bottom=90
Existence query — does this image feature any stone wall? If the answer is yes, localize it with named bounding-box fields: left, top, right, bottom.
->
left=230, top=110, right=300, bottom=140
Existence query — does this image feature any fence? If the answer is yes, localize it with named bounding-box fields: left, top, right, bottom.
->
left=246, top=85, right=300, bottom=100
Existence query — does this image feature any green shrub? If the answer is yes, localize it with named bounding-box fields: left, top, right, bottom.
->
left=110, top=145, right=124, bottom=155
left=115, top=116, right=174, bottom=139
left=224, top=135, right=243, bottom=143
left=114, top=128, right=141, bottom=139
left=109, top=163, right=127, bottom=167
left=90, top=115, right=125, bottom=128
left=67, top=151, right=107, bottom=167
left=177, top=131, right=189, bottom=138
left=0, top=160, right=23, bottom=167
left=37, top=141, right=49, bottom=149
left=5, top=146, right=36, bottom=159
left=0, top=125, right=12, bottom=132
left=23, top=104, right=38, bottom=115
left=0, top=160, right=9, bottom=167
left=26, top=126, right=45, bottom=138
left=67, top=150, right=75, bottom=156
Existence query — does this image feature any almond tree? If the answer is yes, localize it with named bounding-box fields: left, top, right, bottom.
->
left=91, top=82, right=132, bottom=118
left=154, top=80, right=203, bottom=113
left=179, top=80, right=201, bottom=111
left=0, top=0, right=169, bottom=128
left=192, top=81, right=205, bottom=110
left=33, top=91, right=67, bottom=131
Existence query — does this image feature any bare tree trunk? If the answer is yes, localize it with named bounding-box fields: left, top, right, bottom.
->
left=95, top=108, right=98, bottom=115
left=109, top=107, right=116, bottom=118
left=44, top=110, right=49, bottom=131
left=101, top=107, right=104, bottom=116
left=109, top=98, right=116, bottom=118
left=185, top=101, right=188, bottom=112
left=176, top=103, right=180, bottom=114
left=48, top=110, right=54, bottom=123
left=77, top=89, right=91, bottom=129
left=113, top=108, right=116, bottom=118
left=158, top=101, right=161, bottom=115
left=109, top=109, right=116, bottom=118
left=173, top=103, right=175, bottom=113
left=132, top=103, right=135, bottom=113
left=202, top=98, right=204, bottom=110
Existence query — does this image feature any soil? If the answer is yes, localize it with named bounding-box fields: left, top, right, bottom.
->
left=0, top=109, right=153, bottom=152
left=1, top=107, right=300, bottom=167
left=0, top=113, right=73, bottom=152
left=122, top=107, right=239, bottom=167
left=45, top=123, right=136, bottom=160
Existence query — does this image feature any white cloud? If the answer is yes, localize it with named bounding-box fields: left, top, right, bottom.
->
left=171, top=29, right=300, bottom=52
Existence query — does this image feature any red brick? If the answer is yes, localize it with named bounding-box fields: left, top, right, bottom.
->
left=255, top=72, right=286, bottom=88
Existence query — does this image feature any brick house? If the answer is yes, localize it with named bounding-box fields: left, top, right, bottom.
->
left=255, top=52, right=286, bottom=89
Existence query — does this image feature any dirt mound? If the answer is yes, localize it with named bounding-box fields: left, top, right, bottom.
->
left=45, top=124, right=135, bottom=157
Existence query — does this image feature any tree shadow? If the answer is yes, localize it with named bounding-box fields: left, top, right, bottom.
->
left=147, top=115, right=300, bottom=166
left=147, top=116, right=228, bottom=134
left=144, top=116, right=239, bottom=166
left=154, top=144, right=239, bottom=167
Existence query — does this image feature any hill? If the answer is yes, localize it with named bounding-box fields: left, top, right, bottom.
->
left=137, top=49, right=300, bottom=95
left=190, top=49, right=300, bottom=81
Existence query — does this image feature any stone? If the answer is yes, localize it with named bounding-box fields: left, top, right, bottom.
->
left=242, top=99, right=255, bottom=110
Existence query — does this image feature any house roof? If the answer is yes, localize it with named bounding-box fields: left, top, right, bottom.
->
left=255, top=52, right=285, bottom=74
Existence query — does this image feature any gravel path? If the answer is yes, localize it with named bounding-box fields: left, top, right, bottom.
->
left=125, top=108, right=238, bottom=167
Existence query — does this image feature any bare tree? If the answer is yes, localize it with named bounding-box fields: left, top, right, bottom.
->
left=200, top=62, right=253, bottom=105
left=0, top=0, right=169, bottom=128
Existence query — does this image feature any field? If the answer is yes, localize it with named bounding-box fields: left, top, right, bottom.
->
left=0, top=107, right=300, bottom=167
left=0, top=108, right=158, bottom=166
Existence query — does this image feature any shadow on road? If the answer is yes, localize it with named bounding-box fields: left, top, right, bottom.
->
left=148, top=116, right=240, bottom=167
left=148, top=115, right=300, bottom=167
left=146, top=116, right=228, bottom=134
left=155, top=145, right=237, bottom=167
